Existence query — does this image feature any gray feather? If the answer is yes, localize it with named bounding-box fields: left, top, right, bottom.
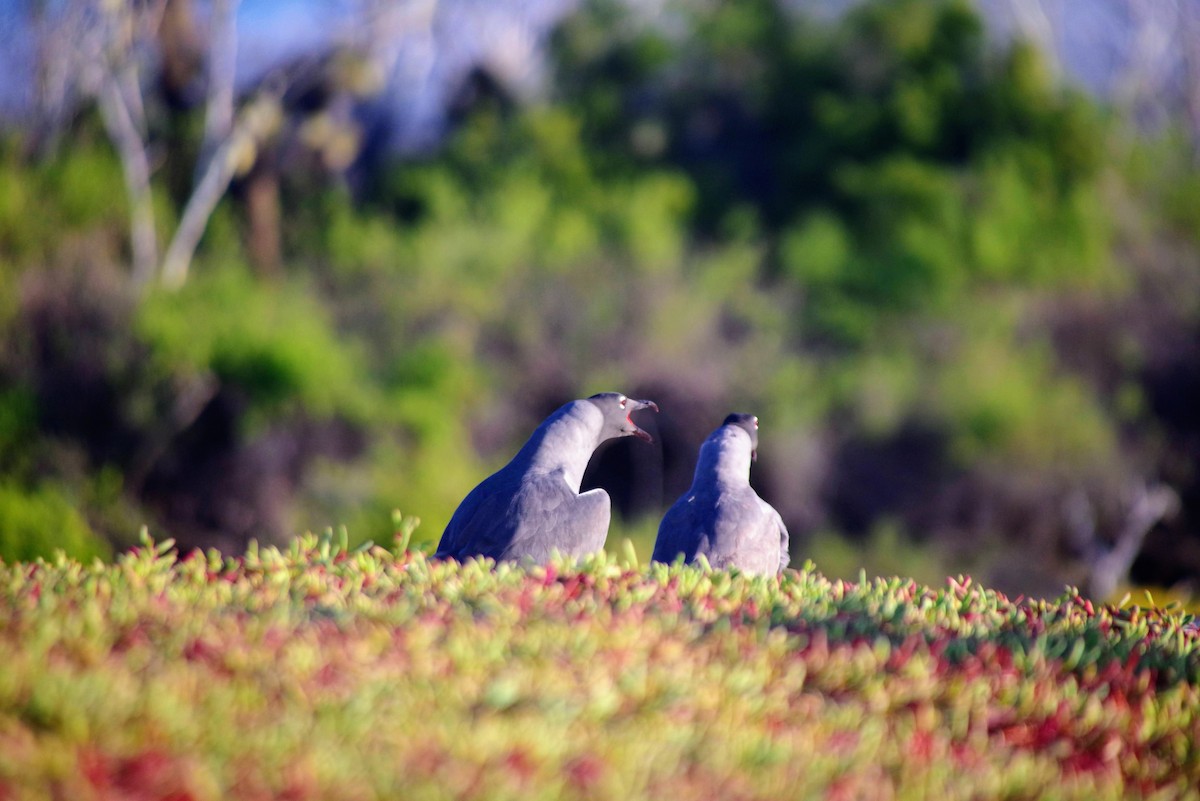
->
left=652, top=417, right=789, bottom=576
left=436, top=393, right=654, bottom=563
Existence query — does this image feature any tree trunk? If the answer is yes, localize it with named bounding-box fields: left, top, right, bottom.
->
left=244, top=164, right=282, bottom=278
left=97, top=78, right=159, bottom=289
left=158, top=0, right=202, bottom=106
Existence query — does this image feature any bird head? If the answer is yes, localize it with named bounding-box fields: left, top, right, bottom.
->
left=722, top=413, right=759, bottom=461
left=588, top=392, right=659, bottom=443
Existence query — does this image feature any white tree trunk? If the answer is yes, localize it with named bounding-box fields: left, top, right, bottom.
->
left=196, top=0, right=240, bottom=181
left=96, top=75, right=159, bottom=288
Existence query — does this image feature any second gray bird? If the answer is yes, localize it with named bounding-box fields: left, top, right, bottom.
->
left=435, top=392, right=658, bottom=563
left=652, top=413, right=789, bottom=575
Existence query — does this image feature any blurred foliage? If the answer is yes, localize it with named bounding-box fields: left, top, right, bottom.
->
left=807, top=522, right=956, bottom=588
left=0, top=481, right=111, bottom=563
left=0, top=0, right=1197, bottom=597
left=136, top=264, right=376, bottom=426
left=0, top=133, right=126, bottom=266
left=936, top=340, right=1117, bottom=468
left=547, top=0, right=1122, bottom=469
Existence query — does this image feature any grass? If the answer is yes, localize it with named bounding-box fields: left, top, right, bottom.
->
left=1, top=530, right=1198, bottom=800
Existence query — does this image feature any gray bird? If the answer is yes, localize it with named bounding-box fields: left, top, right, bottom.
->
left=652, top=413, right=789, bottom=575
left=435, top=392, right=659, bottom=563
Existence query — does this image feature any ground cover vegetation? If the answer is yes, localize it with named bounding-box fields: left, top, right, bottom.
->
left=1, top=533, right=1198, bottom=800
left=1, top=0, right=1199, bottom=600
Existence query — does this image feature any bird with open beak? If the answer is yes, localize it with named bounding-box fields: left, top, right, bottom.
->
left=435, top=392, right=659, bottom=563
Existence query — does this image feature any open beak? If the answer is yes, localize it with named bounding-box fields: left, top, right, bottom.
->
left=627, top=399, right=659, bottom=443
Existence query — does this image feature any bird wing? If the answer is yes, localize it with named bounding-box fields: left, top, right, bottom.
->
left=703, top=490, right=766, bottom=571
left=759, top=497, right=790, bottom=573
left=501, top=472, right=611, bottom=562
left=691, top=488, right=784, bottom=575
left=654, top=488, right=757, bottom=570
left=435, top=471, right=523, bottom=561
left=436, top=469, right=612, bottom=562
left=652, top=493, right=706, bottom=565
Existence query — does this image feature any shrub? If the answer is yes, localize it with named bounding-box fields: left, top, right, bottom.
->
left=0, top=536, right=1196, bottom=799
left=0, top=482, right=111, bottom=563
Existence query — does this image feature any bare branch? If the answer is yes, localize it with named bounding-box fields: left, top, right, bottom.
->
left=356, top=0, right=438, bottom=85
left=162, top=93, right=282, bottom=289
left=1181, top=1, right=1200, bottom=163
left=196, top=0, right=240, bottom=181
left=96, top=69, right=159, bottom=287
left=1004, top=0, right=1061, bottom=78
left=32, top=2, right=111, bottom=151
left=1084, top=483, right=1179, bottom=601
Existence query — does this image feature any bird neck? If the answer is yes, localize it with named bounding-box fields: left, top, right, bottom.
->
left=692, top=429, right=752, bottom=490
left=516, top=401, right=604, bottom=492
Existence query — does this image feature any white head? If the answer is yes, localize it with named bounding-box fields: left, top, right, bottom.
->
left=584, top=392, right=660, bottom=443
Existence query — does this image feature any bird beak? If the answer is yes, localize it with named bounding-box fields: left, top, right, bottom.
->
left=627, top=399, right=659, bottom=443
left=752, top=449, right=758, bottom=462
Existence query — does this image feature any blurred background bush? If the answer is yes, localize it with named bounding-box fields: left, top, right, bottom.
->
left=0, top=0, right=1198, bottom=600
